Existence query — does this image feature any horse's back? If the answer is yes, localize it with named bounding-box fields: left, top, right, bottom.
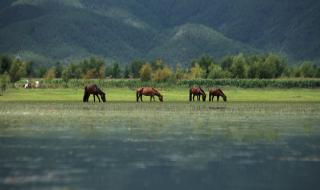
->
left=85, top=84, right=103, bottom=94
left=139, top=87, right=158, bottom=95
left=210, top=88, right=225, bottom=96
left=190, top=87, right=203, bottom=94
left=136, top=87, right=144, bottom=93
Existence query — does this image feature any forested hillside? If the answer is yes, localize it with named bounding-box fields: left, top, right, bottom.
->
left=0, top=0, right=319, bottom=65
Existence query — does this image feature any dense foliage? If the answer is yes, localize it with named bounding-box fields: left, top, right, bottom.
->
left=1, top=54, right=320, bottom=87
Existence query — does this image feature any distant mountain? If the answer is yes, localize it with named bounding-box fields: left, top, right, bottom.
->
left=0, top=0, right=319, bottom=65
left=147, top=23, right=256, bottom=65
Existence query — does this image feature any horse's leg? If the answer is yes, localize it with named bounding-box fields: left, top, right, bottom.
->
left=150, top=96, right=152, bottom=102
left=192, top=94, right=195, bottom=101
left=97, top=95, right=101, bottom=102
left=153, top=96, right=156, bottom=102
left=94, top=95, right=96, bottom=102
left=140, top=95, right=143, bottom=102
left=217, top=96, right=219, bottom=102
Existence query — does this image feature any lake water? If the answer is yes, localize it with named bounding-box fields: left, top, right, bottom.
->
left=0, top=102, right=320, bottom=190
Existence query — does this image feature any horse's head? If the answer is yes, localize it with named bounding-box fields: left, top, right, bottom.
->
left=222, top=95, right=227, bottom=102
left=198, top=87, right=206, bottom=101
left=101, top=93, right=106, bottom=102
left=202, top=93, right=207, bottom=102
left=158, top=94, right=163, bottom=102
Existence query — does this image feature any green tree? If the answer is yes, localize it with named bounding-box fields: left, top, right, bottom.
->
left=0, top=55, right=12, bottom=74
left=112, top=63, right=122, bottom=78
left=192, top=55, right=214, bottom=78
left=83, top=69, right=97, bottom=79
left=175, top=64, right=186, bottom=80
left=298, top=61, right=317, bottom=78
left=68, top=63, right=81, bottom=78
left=62, top=67, right=72, bottom=84
left=79, top=57, right=105, bottom=78
left=9, top=59, right=27, bottom=82
left=25, top=61, right=35, bottom=77
left=139, top=64, right=152, bottom=81
left=316, top=67, right=320, bottom=78
left=266, top=54, right=287, bottom=78
left=55, top=61, right=63, bottom=78
left=130, top=60, right=144, bottom=78
left=152, top=66, right=174, bottom=82
left=123, top=65, right=130, bottom=78
left=44, top=67, right=56, bottom=80
left=151, top=59, right=164, bottom=70
left=247, top=61, right=259, bottom=78
left=98, top=65, right=106, bottom=79
left=230, top=53, right=248, bottom=78
left=208, top=64, right=230, bottom=79
left=220, top=56, right=233, bottom=70
left=105, top=65, right=113, bottom=78
left=190, top=64, right=205, bottom=79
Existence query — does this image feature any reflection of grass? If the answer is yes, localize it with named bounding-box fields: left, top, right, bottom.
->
left=0, top=102, right=319, bottom=143
left=0, top=88, right=320, bottom=102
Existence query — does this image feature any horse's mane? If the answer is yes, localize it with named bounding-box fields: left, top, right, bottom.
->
left=199, top=86, right=205, bottom=94
left=152, top=87, right=161, bottom=96
left=218, top=88, right=224, bottom=95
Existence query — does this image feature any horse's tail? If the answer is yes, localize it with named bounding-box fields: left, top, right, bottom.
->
left=83, top=86, right=88, bottom=102
left=189, top=88, right=192, bottom=101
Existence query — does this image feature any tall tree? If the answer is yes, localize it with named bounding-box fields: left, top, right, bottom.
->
left=0, top=55, right=12, bottom=74
left=9, top=59, right=27, bottom=82
left=230, top=53, right=248, bottom=78
left=139, top=64, right=152, bottom=81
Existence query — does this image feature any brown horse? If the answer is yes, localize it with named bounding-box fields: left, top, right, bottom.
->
left=136, top=87, right=163, bottom=102
left=209, top=88, right=227, bottom=102
left=189, top=87, right=206, bottom=101
left=83, top=84, right=106, bottom=102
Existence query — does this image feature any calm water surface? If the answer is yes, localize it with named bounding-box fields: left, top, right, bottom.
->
left=0, top=102, right=319, bottom=190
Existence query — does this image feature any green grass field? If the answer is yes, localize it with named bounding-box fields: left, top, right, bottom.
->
left=0, top=87, right=320, bottom=102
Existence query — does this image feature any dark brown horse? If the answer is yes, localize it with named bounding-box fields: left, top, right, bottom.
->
left=136, top=87, right=163, bottom=102
left=189, top=87, right=206, bottom=101
left=83, top=84, right=106, bottom=102
left=209, top=88, right=227, bottom=102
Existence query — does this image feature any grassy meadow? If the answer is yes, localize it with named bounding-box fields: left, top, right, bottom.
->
left=0, top=87, right=320, bottom=102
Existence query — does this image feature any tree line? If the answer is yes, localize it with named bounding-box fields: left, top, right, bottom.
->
left=1, top=53, right=320, bottom=85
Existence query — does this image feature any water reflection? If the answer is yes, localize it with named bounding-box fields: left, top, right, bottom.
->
left=0, top=103, right=320, bottom=190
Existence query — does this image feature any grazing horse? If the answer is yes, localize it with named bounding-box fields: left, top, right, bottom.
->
left=209, top=88, right=227, bottom=102
left=136, top=87, right=163, bottom=102
left=189, top=87, right=206, bottom=101
left=83, top=84, right=106, bottom=102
